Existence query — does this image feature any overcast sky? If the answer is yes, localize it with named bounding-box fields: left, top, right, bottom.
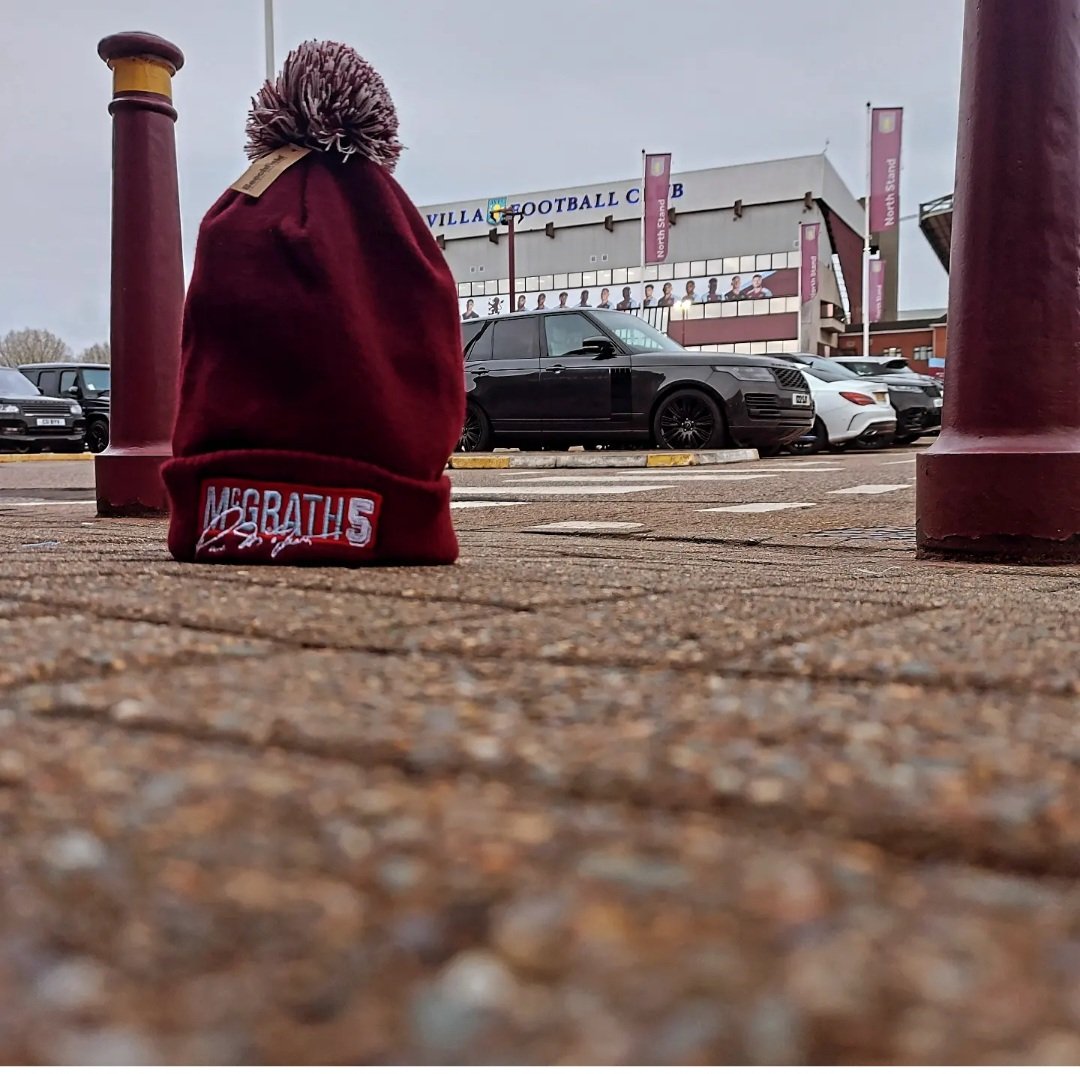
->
left=1, top=0, right=964, bottom=351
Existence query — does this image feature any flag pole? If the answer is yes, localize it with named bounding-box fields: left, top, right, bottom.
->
left=863, top=101, right=872, bottom=356
left=264, top=0, right=276, bottom=82
left=638, top=149, right=646, bottom=315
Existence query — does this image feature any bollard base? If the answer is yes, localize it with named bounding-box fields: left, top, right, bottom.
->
left=917, top=448, right=1080, bottom=564
left=95, top=445, right=171, bottom=517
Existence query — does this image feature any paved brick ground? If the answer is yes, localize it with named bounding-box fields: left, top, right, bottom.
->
left=1, top=455, right=1080, bottom=1063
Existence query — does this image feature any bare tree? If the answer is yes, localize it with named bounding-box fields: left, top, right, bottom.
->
left=79, top=342, right=111, bottom=365
left=0, top=328, right=73, bottom=368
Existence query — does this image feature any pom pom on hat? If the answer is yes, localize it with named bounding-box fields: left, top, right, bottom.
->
left=245, top=40, right=403, bottom=170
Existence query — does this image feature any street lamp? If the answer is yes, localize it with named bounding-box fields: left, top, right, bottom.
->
left=491, top=204, right=526, bottom=313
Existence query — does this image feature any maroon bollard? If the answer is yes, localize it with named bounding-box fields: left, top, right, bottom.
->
left=96, top=32, right=185, bottom=516
left=916, top=0, right=1080, bottom=563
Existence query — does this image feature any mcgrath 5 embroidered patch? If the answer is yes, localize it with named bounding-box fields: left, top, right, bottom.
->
left=195, top=479, right=382, bottom=564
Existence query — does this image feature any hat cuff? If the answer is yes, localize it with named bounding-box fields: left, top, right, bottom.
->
left=162, top=449, right=458, bottom=566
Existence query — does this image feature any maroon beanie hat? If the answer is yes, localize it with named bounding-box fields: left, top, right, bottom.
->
left=162, top=42, right=464, bottom=566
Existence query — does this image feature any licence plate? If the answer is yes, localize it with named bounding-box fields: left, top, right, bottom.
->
left=36, top=417, right=66, bottom=427
left=932, top=398, right=943, bottom=407
left=792, top=392, right=811, bottom=407
left=873, top=392, right=887, bottom=403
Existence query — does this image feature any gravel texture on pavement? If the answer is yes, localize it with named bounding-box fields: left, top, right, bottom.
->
left=2, top=454, right=1080, bottom=1063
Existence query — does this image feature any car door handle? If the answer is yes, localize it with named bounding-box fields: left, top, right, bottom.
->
left=549, top=364, right=566, bottom=374
left=471, top=366, right=489, bottom=375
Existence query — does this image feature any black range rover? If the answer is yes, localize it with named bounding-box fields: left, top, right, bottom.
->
left=458, top=309, right=814, bottom=452
left=0, top=367, right=86, bottom=453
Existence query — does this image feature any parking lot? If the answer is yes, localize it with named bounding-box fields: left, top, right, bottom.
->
left=0, top=445, right=921, bottom=552
left=446, top=448, right=918, bottom=547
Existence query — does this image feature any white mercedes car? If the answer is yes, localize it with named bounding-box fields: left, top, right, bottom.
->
left=782, top=359, right=896, bottom=454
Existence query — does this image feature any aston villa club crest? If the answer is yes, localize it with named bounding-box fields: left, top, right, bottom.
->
left=805, top=226, right=817, bottom=241
left=879, top=112, right=897, bottom=134
left=650, top=157, right=667, bottom=177
left=486, top=197, right=508, bottom=225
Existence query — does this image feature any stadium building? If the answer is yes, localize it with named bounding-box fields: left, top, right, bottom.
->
left=419, top=154, right=883, bottom=356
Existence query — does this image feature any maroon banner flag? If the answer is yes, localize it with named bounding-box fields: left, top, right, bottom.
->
left=870, top=107, right=903, bottom=233
left=868, top=259, right=886, bottom=322
left=643, top=153, right=672, bottom=264
left=800, top=222, right=820, bottom=303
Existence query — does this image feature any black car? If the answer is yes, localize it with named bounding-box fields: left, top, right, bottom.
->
left=0, top=367, right=86, bottom=453
left=19, top=362, right=111, bottom=453
left=459, top=309, right=814, bottom=452
left=830, top=358, right=943, bottom=444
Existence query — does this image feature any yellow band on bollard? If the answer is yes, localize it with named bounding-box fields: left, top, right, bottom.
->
left=111, top=57, right=173, bottom=98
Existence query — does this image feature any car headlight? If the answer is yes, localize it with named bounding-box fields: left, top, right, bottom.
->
left=70, top=404, right=83, bottom=415
left=0, top=404, right=19, bottom=415
left=890, top=385, right=923, bottom=394
left=723, top=366, right=776, bottom=381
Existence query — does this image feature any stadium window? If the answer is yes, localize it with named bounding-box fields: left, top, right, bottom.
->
left=913, top=346, right=933, bottom=362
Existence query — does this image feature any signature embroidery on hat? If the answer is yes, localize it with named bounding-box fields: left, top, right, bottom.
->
left=195, top=480, right=380, bottom=562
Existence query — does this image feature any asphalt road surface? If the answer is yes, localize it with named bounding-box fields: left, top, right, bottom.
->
left=0, top=446, right=922, bottom=546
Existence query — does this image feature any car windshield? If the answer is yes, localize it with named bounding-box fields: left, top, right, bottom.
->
left=0, top=369, right=41, bottom=398
left=808, top=359, right=864, bottom=383
left=590, top=311, right=683, bottom=352
left=840, top=360, right=891, bottom=376
left=82, top=368, right=111, bottom=393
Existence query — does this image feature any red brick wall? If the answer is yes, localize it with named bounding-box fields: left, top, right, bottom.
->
left=667, top=313, right=799, bottom=348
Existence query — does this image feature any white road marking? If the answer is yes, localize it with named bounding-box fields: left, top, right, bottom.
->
left=880, top=457, right=917, bottom=466
left=451, top=484, right=673, bottom=496
left=510, top=472, right=778, bottom=483
left=828, top=484, right=912, bottom=495
left=740, top=466, right=847, bottom=473
left=700, top=502, right=817, bottom=514
left=0, top=499, right=96, bottom=508
left=450, top=500, right=528, bottom=509
left=526, top=521, right=648, bottom=534
left=753, top=461, right=843, bottom=468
